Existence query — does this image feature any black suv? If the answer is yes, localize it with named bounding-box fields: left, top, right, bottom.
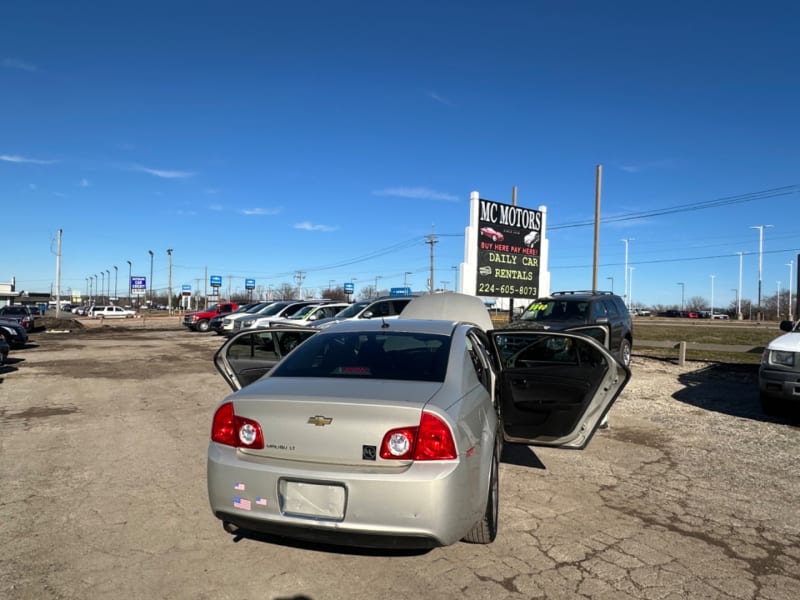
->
left=509, top=290, right=633, bottom=366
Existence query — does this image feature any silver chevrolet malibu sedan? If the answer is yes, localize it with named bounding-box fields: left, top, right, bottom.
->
left=207, top=293, right=630, bottom=548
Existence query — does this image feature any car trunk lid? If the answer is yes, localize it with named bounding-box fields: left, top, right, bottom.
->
left=231, top=378, right=442, bottom=466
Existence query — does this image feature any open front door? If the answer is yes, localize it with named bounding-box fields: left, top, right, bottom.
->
left=489, top=330, right=630, bottom=448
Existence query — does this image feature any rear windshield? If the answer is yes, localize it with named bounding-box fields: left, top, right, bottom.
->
left=270, top=331, right=451, bottom=382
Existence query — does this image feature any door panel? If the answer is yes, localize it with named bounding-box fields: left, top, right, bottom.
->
left=489, top=330, right=630, bottom=448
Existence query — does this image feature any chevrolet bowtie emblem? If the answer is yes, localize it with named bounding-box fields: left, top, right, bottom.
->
left=307, top=415, right=333, bottom=427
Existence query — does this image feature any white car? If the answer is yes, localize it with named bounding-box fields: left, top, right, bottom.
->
left=90, top=306, right=136, bottom=319
left=269, top=302, right=350, bottom=327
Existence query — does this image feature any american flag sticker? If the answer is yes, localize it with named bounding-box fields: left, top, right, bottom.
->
left=255, top=497, right=267, bottom=507
left=233, top=497, right=251, bottom=511
left=234, top=482, right=245, bottom=491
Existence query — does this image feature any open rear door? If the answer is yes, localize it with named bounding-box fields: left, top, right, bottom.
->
left=489, top=330, right=630, bottom=448
left=213, top=327, right=319, bottom=391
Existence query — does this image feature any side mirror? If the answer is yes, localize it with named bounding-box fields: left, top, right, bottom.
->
left=779, top=320, right=794, bottom=332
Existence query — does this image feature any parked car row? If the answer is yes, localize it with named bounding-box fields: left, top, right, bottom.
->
left=0, top=314, right=31, bottom=366
left=183, top=297, right=419, bottom=337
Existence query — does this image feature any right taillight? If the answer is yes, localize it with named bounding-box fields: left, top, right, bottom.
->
left=380, top=412, right=457, bottom=461
left=211, top=402, right=264, bottom=449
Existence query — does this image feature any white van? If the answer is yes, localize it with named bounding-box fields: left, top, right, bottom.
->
left=759, top=319, right=800, bottom=414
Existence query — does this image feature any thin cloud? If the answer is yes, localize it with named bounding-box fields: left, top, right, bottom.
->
left=427, top=91, right=453, bottom=106
left=239, top=207, right=281, bottom=216
left=373, top=186, right=459, bottom=202
left=80, top=178, right=89, bottom=187
left=132, top=165, right=195, bottom=179
left=619, top=159, right=674, bottom=173
left=2, top=58, right=38, bottom=72
left=294, top=221, right=337, bottom=232
left=208, top=203, right=224, bottom=211
left=0, top=154, right=57, bottom=165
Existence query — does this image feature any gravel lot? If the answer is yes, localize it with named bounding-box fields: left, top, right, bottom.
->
left=1, top=320, right=799, bottom=600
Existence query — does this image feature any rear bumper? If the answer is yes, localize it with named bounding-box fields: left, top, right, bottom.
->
left=207, top=443, right=481, bottom=548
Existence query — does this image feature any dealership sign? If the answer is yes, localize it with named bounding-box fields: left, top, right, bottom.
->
left=131, top=276, right=147, bottom=296
left=210, top=275, right=222, bottom=288
left=245, top=278, right=256, bottom=290
left=475, top=198, right=542, bottom=300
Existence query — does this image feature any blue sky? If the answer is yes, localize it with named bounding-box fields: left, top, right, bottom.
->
left=2, top=0, right=798, bottom=309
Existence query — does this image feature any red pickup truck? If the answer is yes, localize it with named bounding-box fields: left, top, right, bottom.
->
left=182, top=302, right=238, bottom=332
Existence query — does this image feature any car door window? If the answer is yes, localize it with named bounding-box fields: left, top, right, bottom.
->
left=590, top=301, right=607, bottom=320
left=465, top=333, right=490, bottom=391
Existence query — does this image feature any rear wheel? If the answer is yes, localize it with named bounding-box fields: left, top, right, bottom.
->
left=196, top=320, right=210, bottom=332
left=463, top=445, right=499, bottom=544
left=619, top=338, right=632, bottom=367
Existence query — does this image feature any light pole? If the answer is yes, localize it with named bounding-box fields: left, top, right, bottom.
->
left=677, top=282, right=685, bottom=311
left=606, top=276, right=614, bottom=293
left=777, top=281, right=781, bottom=319
left=710, top=274, right=715, bottom=316
left=404, top=271, right=412, bottom=289
left=100, top=271, right=105, bottom=304
left=106, top=269, right=110, bottom=304
left=787, top=261, right=794, bottom=321
left=126, top=260, right=132, bottom=305
left=750, top=225, right=773, bottom=319
left=148, top=250, right=154, bottom=306
left=374, top=275, right=382, bottom=296
left=166, top=248, right=173, bottom=311
left=621, top=238, right=634, bottom=308
left=93, top=275, right=98, bottom=304
left=736, top=251, right=744, bottom=320
left=452, top=266, right=459, bottom=293
left=629, top=266, right=635, bottom=309
left=113, top=266, right=118, bottom=302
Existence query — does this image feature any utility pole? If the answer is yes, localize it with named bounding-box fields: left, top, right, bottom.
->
left=166, top=249, right=173, bottom=311
left=592, top=165, right=602, bottom=292
left=294, top=271, right=305, bottom=299
left=750, top=224, right=772, bottom=320
left=677, top=282, right=685, bottom=310
left=113, top=265, right=118, bottom=302
left=786, top=261, right=794, bottom=321
left=204, top=266, right=208, bottom=309
left=425, top=227, right=438, bottom=293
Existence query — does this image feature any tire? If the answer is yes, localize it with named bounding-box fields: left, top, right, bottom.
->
left=463, top=445, right=499, bottom=544
left=619, top=338, right=632, bottom=367
left=196, top=320, right=210, bottom=332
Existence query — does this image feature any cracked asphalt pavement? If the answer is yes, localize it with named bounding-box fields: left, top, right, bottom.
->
left=1, top=323, right=798, bottom=599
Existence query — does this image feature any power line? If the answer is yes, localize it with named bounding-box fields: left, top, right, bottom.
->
left=550, top=185, right=798, bottom=230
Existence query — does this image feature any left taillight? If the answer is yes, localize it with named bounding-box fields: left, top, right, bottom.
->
left=211, top=402, right=264, bottom=449
left=380, top=412, right=457, bottom=461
